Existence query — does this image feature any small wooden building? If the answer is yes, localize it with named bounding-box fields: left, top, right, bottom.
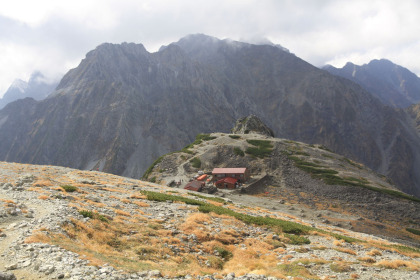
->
left=184, top=180, right=204, bottom=192
left=215, top=177, right=238, bottom=189
left=212, top=167, right=249, bottom=182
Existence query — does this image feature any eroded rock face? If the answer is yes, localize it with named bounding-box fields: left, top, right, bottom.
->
left=231, top=115, right=274, bottom=137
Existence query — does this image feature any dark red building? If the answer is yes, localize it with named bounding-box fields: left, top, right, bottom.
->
left=184, top=180, right=204, bottom=192
left=212, top=168, right=249, bottom=183
left=215, top=177, right=238, bottom=189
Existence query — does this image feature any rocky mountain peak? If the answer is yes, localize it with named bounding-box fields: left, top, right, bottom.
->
left=324, top=58, right=420, bottom=108
left=231, top=115, right=274, bottom=137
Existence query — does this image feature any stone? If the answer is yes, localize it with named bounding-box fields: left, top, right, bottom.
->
left=4, top=264, right=17, bottom=271
left=148, top=270, right=161, bottom=278
left=0, top=272, right=17, bottom=280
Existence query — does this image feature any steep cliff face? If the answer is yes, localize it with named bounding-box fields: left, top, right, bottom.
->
left=324, top=59, right=420, bottom=108
left=0, top=35, right=420, bottom=197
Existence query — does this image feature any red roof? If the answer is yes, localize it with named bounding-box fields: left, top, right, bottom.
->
left=216, top=177, right=238, bottom=185
left=184, top=180, right=204, bottom=191
left=212, top=168, right=247, bottom=174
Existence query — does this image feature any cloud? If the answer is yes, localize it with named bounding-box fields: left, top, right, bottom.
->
left=1, top=0, right=420, bottom=96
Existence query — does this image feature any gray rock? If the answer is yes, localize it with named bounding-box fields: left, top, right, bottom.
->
left=4, top=264, right=17, bottom=271
left=0, top=272, right=17, bottom=280
left=85, top=195, right=101, bottom=202
left=148, top=270, right=161, bottom=278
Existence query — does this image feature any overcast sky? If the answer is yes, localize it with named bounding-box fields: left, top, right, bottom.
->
left=1, top=0, right=420, bottom=97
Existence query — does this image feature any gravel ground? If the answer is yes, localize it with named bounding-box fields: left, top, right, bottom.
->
left=0, top=162, right=419, bottom=280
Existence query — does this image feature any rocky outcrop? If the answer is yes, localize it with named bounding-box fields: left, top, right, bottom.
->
left=231, top=115, right=274, bottom=137
left=0, top=35, right=420, bottom=197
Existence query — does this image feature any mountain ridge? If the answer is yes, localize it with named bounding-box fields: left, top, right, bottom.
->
left=0, top=34, right=420, bottom=197
left=323, top=59, right=420, bottom=108
left=0, top=71, right=58, bottom=109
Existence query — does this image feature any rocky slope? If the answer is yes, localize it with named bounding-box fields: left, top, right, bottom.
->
left=0, top=161, right=419, bottom=280
left=145, top=127, right=420, bottom=246
left=323, top=59, right=420, bottom=108
left=0, top=35, right=420, bottom=197
left=407, top=103, right=420, bottom=134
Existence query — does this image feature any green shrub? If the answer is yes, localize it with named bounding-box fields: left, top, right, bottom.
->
left=180, top=146, right=195, bottom=154
left=246, top=139, right=273, bottom=148
left=293, top=151, right=310, bottom=156
left=79, top=210, right=94, bottom=218
left=229, top=135, right=241, bottom=139
left=61, top=185, right=78, bottom=192
left=318, top=145, right=332, bottom=152
left=277, top=263, right=311, bottom=277
left=195, top=133, right=217, bottom=143
left=140, top=190, right=363, bottom=246
left=284, top=233, right=310, bottom=245
left=245, top=139, right=273, bottom=158
left=177, top=134, right=217, bottom=154
left=142, top=155, right=164, bottom=179
left=140, top=190, right=205, bottom=206
left=188, top=192, right=228, bottom=204
left=79, top=210, right=108, bottom=222
left=190, top=157, right=201, bottom=168
left=149, top=176, right=157, bottom=183
left=198, top=203, right=311, bottom=236
left=406, top=228, right=420, bottom=236
left=233, top=147, right=245, bottom=157
left=340, top=157, right=362, bottom=169
left=214, top=246, right=233, bottom=260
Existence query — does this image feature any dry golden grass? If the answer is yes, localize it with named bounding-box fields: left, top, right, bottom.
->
left=366, top=249, right=382, bottom=256
left=114, top=209, right=131, bottom=216
left=102, top=187, right=127, bottom=193
left=33, top=178, right=54, bottom=187
left=25, top=228, right=51, bottom=244
left=336, top=247, right=357, bottom=255
left=333, top=239, right=345, bottom=247
left=0, top=199, right=15, bottom=204
left=38, top=195, right=49, bottom=200
left=202, top=240, right=225, bottom=254
left=376, top=259, right=420, bottom=271
left=330, top=261, right=353, bottom=273
left=214, top=229, right=242, bottom=245
left=223, top=244, right=285, bottom=278
left=350, top=273, right=360, bottom=279
left=130, top=194, right=147, bottom=199
left=311, top=245, right=327, bottom=250
left=133, top=201, right=150, bottom=207
left=27, top=187, right=50, bottom=194
left=358, top=256, right=376, bottom=263
left=208, top=201, right=224, bottom=207
left=134, top=209, right=147, bottom=215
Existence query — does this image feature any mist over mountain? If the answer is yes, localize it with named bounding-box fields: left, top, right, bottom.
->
left=0, top=71, right=58, bottom=109
left=323, top=59, right=420, bottom=108
left=0, top=34, right=420, bottom=197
